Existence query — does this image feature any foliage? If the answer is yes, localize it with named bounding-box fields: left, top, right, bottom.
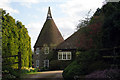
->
left=93, top=8, right=101, bottom=16
left=102, top=2, right=119, bottom=17
left=49, top=60, right=71, bottom=70
left=2, top=10, right=32, bottom=79
left=75, top=8, right=105, bottom=50
left=102, top=2, right=120, bottom=48
left=76, top=18, right=103, bottom=50
left=2, top=10, right=32, bottom=68
left=62, top=60, right=80, bottom=80
left=63, top=2, right=120, bottom=80
left=76, top=9, right=91, bottom=30
left=63, top=50, right=107, bottom=79
left=76, top=2, right=120, bottom=49
left=76, top=2, right=120, bottom=50
left=2, top=66, right=20, bottom=80
left=20, top=68, right=39, bottom=74
left=85, top=69, right=120, bottom=79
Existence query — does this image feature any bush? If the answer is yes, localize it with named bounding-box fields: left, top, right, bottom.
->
left=2, top=66, right=20, bottom=80
left=85, top=68, right=120, bottom=79
left=20, top=68, right=39, bottom=73
left=63, top=50, right=108, bottom=79
left=49, top=60, right=71, bottom=70
left=62, top=61, right=81, bottom=80
left=20, top=69, right=30, bottom=73
left=32, top=68, right=38, bottom=72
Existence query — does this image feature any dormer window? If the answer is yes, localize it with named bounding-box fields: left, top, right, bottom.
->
left=44, top=47, right=49, bottom=54
left=36, top=48, right=40, bottom=54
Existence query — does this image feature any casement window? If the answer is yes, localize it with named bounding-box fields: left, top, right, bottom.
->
left=58, top=53, right=62, bottom=60
left=58, top=52, right=71, bottom=60
left=36, top=48, right=40, bottom=54
left=67, top=52, right=71, bottom=60
left=63, top=52, right=66, bottom=59
left=36, top=60, right=39, bottom=67
left=44, top=47, right=49, bottom=54
left=44, top=60, right=49, bottom=68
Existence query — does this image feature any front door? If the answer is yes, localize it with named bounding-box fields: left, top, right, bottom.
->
left=44, top=60, right=49, bottom=69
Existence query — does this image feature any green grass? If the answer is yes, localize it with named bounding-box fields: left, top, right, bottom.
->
left=20, top=72, right=42, bottom=78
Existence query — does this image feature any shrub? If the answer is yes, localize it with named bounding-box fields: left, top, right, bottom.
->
left=20, top=69, right=30, bottom=74
left=2, top=66, right=20, bottom=80
left=63, top=50, right=108, bottom=79
left=49, top=60, right=71, bottom=70
left=85, top=68, right=120, bottom=79
left=62, top=61, right=80, bottom=79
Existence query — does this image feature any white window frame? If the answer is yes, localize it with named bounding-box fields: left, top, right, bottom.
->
left=67, top=52, right=71, bottom=60
left=44, top=47, right=49, bottom=54
left=58, top=52, right=71, bottom=60
left=36, top=60, right=39, bottom=68
left=36, top=48, right=39, bottom=55
left=58, top=52, right=62, bottom=60
left=44, top=60, right=49, bottom=68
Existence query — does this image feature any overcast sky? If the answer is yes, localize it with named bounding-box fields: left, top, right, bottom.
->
left=0, top=0, right=105, bottom=50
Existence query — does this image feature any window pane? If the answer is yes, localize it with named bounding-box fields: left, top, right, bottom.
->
left=58, top=53, right=62, bottom=60
left=58, top=52, right=71, bottom=60
left=44, top=60, right=49, bottom=68
left=36, top=60, right=39, bottom=67
left=36, top=48, right=39, bottom=54
left=67, top=52, right=71, bottom=60
left=63, top=53, right=66, bottom=59
left=44, top=47, right=49, bottom=54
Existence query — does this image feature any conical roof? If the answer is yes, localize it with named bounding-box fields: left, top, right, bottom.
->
left=34, top=7, right=64, bottom=48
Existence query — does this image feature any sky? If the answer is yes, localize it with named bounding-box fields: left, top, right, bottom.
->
left=0, top=0, right=105, bottom=50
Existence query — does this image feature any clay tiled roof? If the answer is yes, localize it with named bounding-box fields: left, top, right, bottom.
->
left=34, top=7, right=64, bottom=48
left=56, top=16, right=103, bottom=50
left=56, top=30, right=80, bottom=50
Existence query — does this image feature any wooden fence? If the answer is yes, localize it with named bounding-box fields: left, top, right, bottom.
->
left=2, top=52, right=21, bottom=70
left=98, top=47, right=120, bottom=68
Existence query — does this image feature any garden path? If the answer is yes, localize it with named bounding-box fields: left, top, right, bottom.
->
left=22, top=70, right=63, bottom=80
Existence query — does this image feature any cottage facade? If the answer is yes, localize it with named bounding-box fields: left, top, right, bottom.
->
left=33, top=7, right=64, bottom=69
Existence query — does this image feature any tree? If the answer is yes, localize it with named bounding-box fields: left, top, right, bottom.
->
left=2, top=10, right=32, bottom=68
left=102, top=2, right=120, bottom=48
left=76, top=9, right=92, bottom=30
